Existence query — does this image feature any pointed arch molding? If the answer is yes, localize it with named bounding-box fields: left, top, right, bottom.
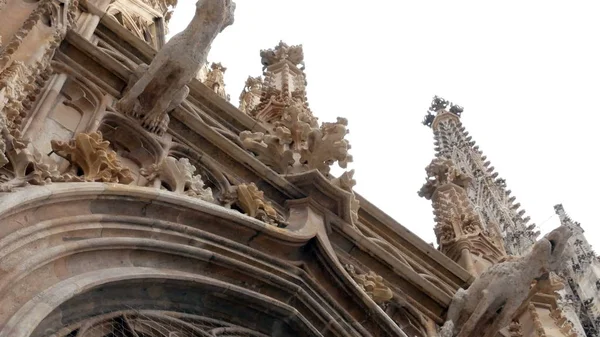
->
left=0, top=183, right=404, bottom=336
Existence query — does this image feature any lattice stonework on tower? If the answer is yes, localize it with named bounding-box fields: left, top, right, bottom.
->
left=420, top=96, right=539, bottom=259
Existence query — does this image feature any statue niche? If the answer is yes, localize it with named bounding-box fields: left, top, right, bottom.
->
left=440, top=225, right=572, bottom=337
left=116, top=0, right=236, bottom=136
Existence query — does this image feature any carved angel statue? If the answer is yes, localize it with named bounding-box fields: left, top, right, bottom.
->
left=117, top=0, right=236, bottom=136
left=440, top=225, right=572, bottom=337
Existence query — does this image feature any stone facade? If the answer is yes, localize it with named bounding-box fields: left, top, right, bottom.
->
left=0, top=0, right=594, bottom=336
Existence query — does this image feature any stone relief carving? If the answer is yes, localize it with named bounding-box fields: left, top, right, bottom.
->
left=202, top=62, right=229, bottom=101
left=439, top=225, right=572, bottom=337
left=117, top=0, right=235, bottom=136
left=344, top=264, right=394, bottom=305
left=238, top=42, right=353, bottom=176
left=140, top=156, right=214, bottom=202
left=238, top=75, right=262, bottom=113
left=51, top=131, right=135, bottom=184
left=233, top=182, right=286, bottom=227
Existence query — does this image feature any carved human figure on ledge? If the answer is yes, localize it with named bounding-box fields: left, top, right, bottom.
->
left=117, top=0, right=236, bottom=136
left=238, top=76, right=262, bottom=113
left=440, top=225, right=572, bottom=337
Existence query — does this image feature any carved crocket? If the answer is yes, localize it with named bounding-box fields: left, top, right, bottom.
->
left=440, top=225, right=572, bottom=337
left=117, top=0, right=236, bottom=135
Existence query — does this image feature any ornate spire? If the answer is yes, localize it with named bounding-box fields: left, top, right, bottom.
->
left=554, top=204, right=583, bottom=233
left=422, top=95, right=463, bottom=128
left=553, top=204, right=600, bottom=337
left=421, top=96, right=538, bottom=258
left=237, top=41, right=352, bottom=176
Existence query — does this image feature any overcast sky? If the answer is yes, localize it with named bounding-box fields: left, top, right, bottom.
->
left=168, top=1, right=599, bottom=251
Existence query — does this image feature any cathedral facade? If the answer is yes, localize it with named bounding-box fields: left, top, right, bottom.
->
left=0, top=0, right=596, bottom=336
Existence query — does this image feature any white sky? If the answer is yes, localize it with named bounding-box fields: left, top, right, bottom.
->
left=168, top=1, right=600, bottom=251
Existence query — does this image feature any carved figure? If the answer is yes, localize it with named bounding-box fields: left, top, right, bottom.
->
left=238, top=76, right=262, bottom=113
left=203, top=62, right=229, bottom=100
left=117, top=0, right=236, bottom=135
left=440, top=225, right=572, bottom=337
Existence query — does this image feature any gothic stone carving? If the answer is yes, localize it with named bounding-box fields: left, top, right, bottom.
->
left=439, top=225, right=572, bottom=337
left=238, top=75, right=262, bottom=113
left=51, top=131, right=134, bottom=184
left=203, top=62, right=229, bottom=101
left=140, top=156, right=214, bottom=202
left=239, top=42, right=352, bottom=176
left=345, top=264, right=394, bottom=305
left=241, top=101, right=352, bottom=176
left=233, top=182, right=286, bottom=227
left=117, top=0, right=235, bottom=136
left=0, top=139, right=63, bottom=192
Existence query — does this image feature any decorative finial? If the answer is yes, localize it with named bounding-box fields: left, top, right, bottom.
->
left=422, top=95, right=464, bottom=127
left=259, top=41, right=305, bottom=70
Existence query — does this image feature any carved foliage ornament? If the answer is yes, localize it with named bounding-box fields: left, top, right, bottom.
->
left=260, top=41, right=305, bottom=69
left=140, top=156, right=214, bottom=202
left=51, top=131, right=134, bottom=184
left=240, top=101, right=352, bottom=176
left=418, top=158, right=471, bottom=200
left=344, top=264, right=393, bottom=305
left=233, top=183, right=286, bottom=227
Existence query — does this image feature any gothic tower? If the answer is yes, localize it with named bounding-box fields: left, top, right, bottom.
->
left=419, top=96, right=540, bottom=273
left=555, top=204, right=600, bottom=336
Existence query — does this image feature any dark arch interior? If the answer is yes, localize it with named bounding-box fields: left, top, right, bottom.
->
left=32, top=278, right=311, bottom=337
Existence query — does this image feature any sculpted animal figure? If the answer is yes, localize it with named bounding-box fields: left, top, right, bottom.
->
left=117, top=0, right=236, bottom=135
left=440, top=225, right=572, bottom=337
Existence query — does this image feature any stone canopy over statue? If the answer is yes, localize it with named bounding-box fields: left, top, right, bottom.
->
left=117, top=0, right=236, bottom=136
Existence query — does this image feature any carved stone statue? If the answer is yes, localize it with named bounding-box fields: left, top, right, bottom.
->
left=238, top=76, right=262, bottom=113
left=440, top=225, right=572, bottom=337
left=117, top=0, right=236, bottom=135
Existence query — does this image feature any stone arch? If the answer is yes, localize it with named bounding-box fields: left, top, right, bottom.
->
left=0, top=183, right=364, bottom=337
left=6, top=269, right=316, bottom=337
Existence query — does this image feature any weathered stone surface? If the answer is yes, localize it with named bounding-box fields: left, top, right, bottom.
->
left=440, top=225, right=572, bottom=337
left=117, top=0, right=235, bottom=135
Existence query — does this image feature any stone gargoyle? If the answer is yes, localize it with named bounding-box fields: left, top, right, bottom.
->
left=117, top=0, right=236, bottom=135
left=440, top=225, right=572, bottom=337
